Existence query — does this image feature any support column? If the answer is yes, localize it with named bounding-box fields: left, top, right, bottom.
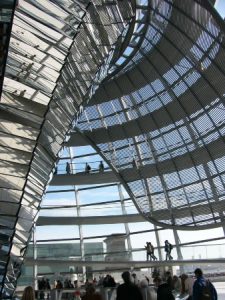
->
left=69, top=147, right=86, bottom=282
left=118, top=183, right=132, bottom=261
left=173, top=229, right=184, bottom=274
left=154, top=225, right=162, bottom=261
left=33, top=225, right=38, bottom=291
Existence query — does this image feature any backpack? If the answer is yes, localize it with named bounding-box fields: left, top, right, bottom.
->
left=201, top=280, right=213, bottom=300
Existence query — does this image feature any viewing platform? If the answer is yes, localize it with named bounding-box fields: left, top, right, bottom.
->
left=25, top=258, right=225, bottom=270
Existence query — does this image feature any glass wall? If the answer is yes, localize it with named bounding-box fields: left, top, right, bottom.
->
left=17, top=145, right=225, bottom=288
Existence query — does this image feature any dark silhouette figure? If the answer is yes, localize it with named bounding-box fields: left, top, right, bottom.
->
left=56, top=280, right=63, bottom=289
left=116, top=271, right=143, bottom=300
left=39, top=277, right=47, bottom=290
left=164, top=240, right=173, bottom=260
left=153, top=277, right=175, bottom=300
left=46, top=279, right=51, bottom=290
left=165, top=271, right=173, bottom=290
left=54, top=167, right=58, bottom=175
left=103, top=274, right=116, bottom=288
left=68, top=280, right=74, bottom=288
left=99, top=161, right=104, bottom=173
left=152, top=268, right=160, bottom=279
left=66, top=162, right=71, bottom=174
left=85, top=163, right=91, bottom=174
left=103, top=274, right=116, bottom=300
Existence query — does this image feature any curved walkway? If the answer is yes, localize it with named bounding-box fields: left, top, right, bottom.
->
left=24, top=258, right=225, bottom=269
left=37, top=198, right=224, bottom=225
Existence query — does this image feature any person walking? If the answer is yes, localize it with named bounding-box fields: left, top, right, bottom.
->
left=145, top=242, right=157, bottom=261
left=148, top=242, right=157, bottom=260
left=99, top=161, right=104, bottom=173
left=85, top=163, right=91, bottom=174
left=66, top=162, right=71, bottom=174
left=164, top=240, right=173, bottom=260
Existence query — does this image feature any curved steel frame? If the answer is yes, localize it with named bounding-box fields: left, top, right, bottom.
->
left=73, top=0, right=225, bottom=230
left=0, top=0, right=134, bottom=297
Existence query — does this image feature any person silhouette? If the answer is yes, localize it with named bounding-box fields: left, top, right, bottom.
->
left=164, top=240, right=173, bottom=260
left=145, top=242, right=157, bottom=261
left=66, top=162, right=71, bottom=174
left=85, top=163, right=91, bottom=174
left=116, top=271, right=143, bottom=300
left=99, top=161, right=104, bottom=173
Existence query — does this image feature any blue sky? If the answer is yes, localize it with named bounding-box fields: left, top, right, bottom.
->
left=215, top=0, right=225, bottom=17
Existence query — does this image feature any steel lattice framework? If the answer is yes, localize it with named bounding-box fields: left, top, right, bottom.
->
left=69, top=0, right=225, bottom=230
left=1, top=0, right=225, bottom=297
left=0, top=0, right=134, bottom=297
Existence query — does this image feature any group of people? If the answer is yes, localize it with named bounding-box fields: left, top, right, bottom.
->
left=145, top=240, right=173, bottom=261
left=55, top=161, right=105, bottom=175
left=116, top=268, right=218, bottom=300
left=38, top=278, right=51, bottom=290
left=21, top=267, right=218, bottom=300
left=84, top=161, right=105, bottom=174
left=153, top=268, right=217, bottom=300
left=116, top=269, right=217, bottom=300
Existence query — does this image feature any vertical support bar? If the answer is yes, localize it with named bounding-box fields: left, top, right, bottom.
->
left=69, top=147, right=86, bottom=282
left=154, top=225, right=162, bottom=261
left=118, top=183, right=132, bottom=261
left=173, top=229, right=184, bottom=274
left=33, top=225, right=38, bottom=291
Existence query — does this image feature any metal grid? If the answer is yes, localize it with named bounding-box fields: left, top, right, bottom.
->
left=75, top=0, right=225, bottom=229
left=0, top=0, right=133, bottom=297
